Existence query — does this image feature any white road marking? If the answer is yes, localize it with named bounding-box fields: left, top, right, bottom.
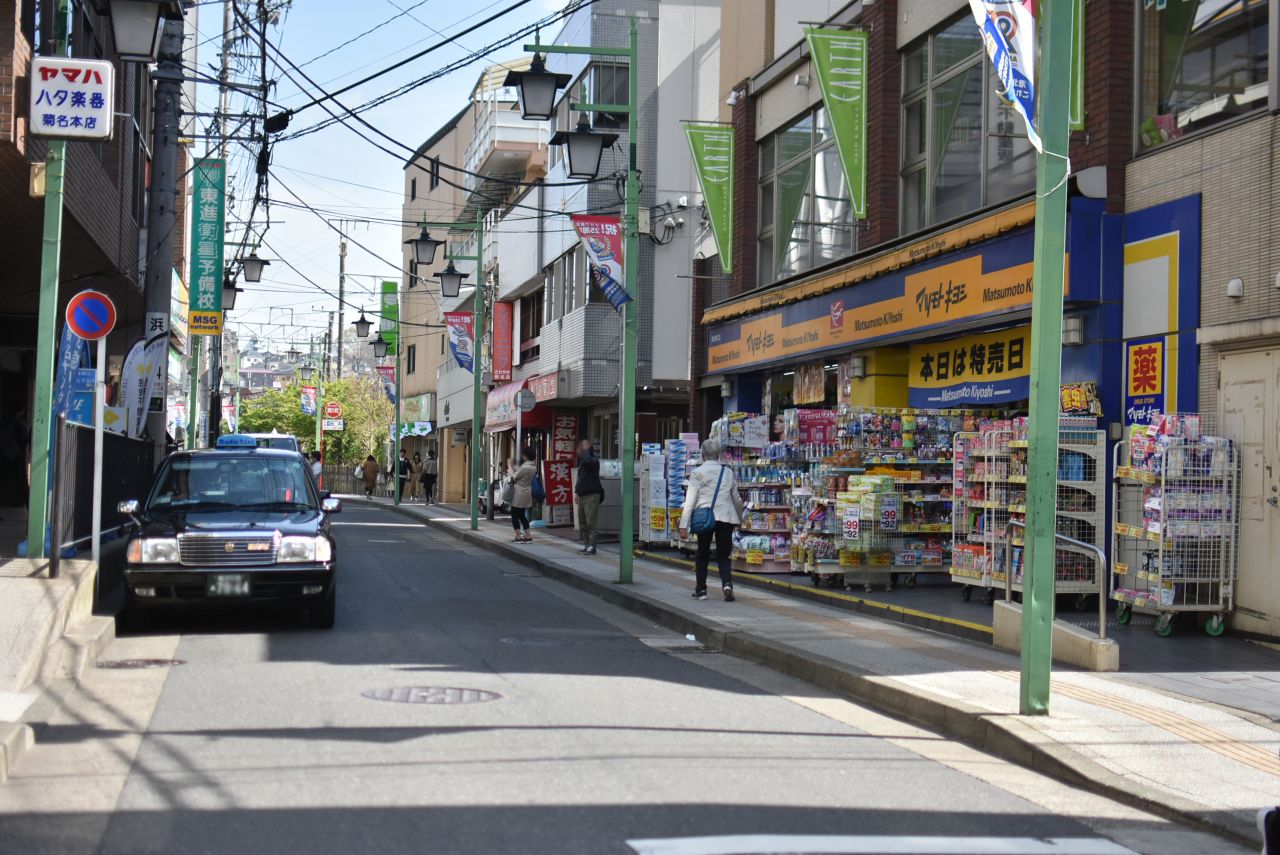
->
left=368, top=539, right=406, bottom=543
left=625, top=836, right=1137, bottom=855
left=329, top=522, right=422, bottom=527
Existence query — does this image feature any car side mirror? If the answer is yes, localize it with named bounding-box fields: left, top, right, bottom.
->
left=117, top=499, right=140, bottom=516
left=321, top=497, right=341, bottom=514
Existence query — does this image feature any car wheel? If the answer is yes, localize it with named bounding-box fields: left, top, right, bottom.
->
left=308, top=583, right=336, bottom=629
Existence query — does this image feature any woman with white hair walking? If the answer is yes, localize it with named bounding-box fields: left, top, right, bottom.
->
left=678, top=438, right=745, bottom=601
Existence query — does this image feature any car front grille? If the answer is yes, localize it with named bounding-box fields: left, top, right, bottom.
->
left=178, top=534, right=278, bottom=567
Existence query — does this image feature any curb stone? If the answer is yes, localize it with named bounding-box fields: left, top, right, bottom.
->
left=352, top=498, right=1258, bottom=848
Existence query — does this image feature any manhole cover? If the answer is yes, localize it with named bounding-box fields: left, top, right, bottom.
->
left=500, top=636, right=568, bottom=647
left=361, top=687, right=502, bottom=705
left=96, top=658, right=186, bottom=669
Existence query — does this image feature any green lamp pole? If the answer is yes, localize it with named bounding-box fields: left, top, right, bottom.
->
left=419, top=214, right=485, bottom=530
left=26, top=0, right=71, bottom=556
left=1020, top=0, right=1075, bottom=715
left=527, top=18, right=640, bottom=584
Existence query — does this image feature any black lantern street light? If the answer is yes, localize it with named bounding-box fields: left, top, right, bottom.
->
left=405, top=228, right=445, bottom=266
left=549, top=114, right=618, bottom=180
left=503, top=54, right=571, bottom=121
left=108, top=0, right=182, bottom=63
left=221, top=274, right=242, bottom=311
left=286, top=345, right=301, bottom=363
left=438, top=262, right=468, bottom=299
left=371, top=332, right=390, bottom=359
left=241, top=252, right=270, bottom=283
left=352, top=309, right=373, bottom=339
left=298, top=364, right=314, bottom=382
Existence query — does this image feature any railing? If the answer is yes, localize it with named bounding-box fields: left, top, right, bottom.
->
left=1004, top=519, right=1109, bottom=641
left=321, top=464, right=394, bottom=499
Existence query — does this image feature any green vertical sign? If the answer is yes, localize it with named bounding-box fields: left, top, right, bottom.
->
left=805, top=27, right=867, bottom=219
left=1070, top=0, right=1085, bottom=131
left=188, top=158, right=225, bottom=335
left=684, top=123, right=734, bottom=273
left=381, top=280, right=398, bottom=354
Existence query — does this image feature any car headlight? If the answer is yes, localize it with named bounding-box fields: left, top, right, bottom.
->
left=127, top=538, right=179, bottom=564
left=277, top=535, right=332, bottom=563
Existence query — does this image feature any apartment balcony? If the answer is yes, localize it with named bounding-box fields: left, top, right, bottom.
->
left=459, top=79, right=547, bottom=222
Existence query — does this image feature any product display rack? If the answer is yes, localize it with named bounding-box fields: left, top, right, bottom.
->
left=1110, top=416, right=1239, bottom=638
left=733, top=465, right=797, bottom=575
left=951, top=416, right=1106, bottom=605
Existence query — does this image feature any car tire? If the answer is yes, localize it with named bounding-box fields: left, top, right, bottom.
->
left=308, top=583, right=336, bottom=629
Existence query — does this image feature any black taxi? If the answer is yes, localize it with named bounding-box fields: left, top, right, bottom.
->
left=118, top=434, right=340, bottom=628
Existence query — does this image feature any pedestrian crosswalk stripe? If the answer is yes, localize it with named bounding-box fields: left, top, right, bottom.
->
left=625, top=836, right=1137, bottom=855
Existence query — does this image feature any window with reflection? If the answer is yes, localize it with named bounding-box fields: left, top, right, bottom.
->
left=901, top=14, right=1036, bottom=233
left=1137, top=0, right=1269, bottom=150
left=757, top=107, right=855, bottom=287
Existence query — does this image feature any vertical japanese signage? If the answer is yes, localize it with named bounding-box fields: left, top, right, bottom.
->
left=683, top=124, right=735, bottom=271
left=570, top=215, right=633, bottom=312
left=188, top=158, right=226, bottom=335
left=444, top=311, right=474, bottom=372
left=1125, top=338, right=1164, bottom=427
left=492, top=301, right=513, bottom=382
left=30, top=57, right=114, bottom=140
left=804, top=28, right=868, bottom=219
left=544, top=411, right=579, bottom=526
left=968, top=1, right=1041, bottom=151
left=380, top=281, right=399, bottom=355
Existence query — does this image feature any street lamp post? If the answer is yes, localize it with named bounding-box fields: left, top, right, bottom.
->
left=420, top=215, right=485, bottom=531
left=520, top=20, right=640, bottom=583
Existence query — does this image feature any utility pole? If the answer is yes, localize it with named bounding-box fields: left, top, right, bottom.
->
left=1020, top=0, right=1075, bottom=716
left=26, top=0, right=70, bottom=557
left=143, top=18, right=185, bottom=464
left=337, top=235, right=347, bottom=378
left=205, top=0, right=234, bottom=447
left=325, top=311, right=334, bottom=381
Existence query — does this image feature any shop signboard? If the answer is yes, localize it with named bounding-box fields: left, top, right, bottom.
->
left=544, top=410, right=579, bottom=526
left=804, top=28, right=867, bottom=218
left=706, top=228, right=1059, bottom=373
left=187, top=159, right=226, bottom=336
left=907, top=327, right=1031, bottom=408
left=528, top=371, right=559, bottom=402
left=683, top=123, right=735, bottom=270
left=30, top=57, right=114, bottom=140
left=492, top=301, right=513, bottom=382
left=322, top=418, right=343, bottom=431
left=1124, top=337, right=1165, bottom=427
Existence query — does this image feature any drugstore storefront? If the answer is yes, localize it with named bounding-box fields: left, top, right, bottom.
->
left=702, top=199, right=1124, bottom=429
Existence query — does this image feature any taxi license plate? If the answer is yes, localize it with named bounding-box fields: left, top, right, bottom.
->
left=207, top=574, right=251, bottom=597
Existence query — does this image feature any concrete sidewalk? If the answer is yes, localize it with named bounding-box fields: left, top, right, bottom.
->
left=350, top=495, right=1279, bottom=848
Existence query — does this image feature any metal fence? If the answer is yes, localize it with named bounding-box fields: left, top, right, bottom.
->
left=321, top=463, right=394, bottom=498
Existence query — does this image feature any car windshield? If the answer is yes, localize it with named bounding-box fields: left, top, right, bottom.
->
left=148, top=455, right=316, bottom=511
left=254, top=436, right=298, bottom=451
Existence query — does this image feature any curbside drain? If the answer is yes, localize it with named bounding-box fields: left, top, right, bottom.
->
left=361, top=687, right=502, bottom=705
left=96, top=659, right=187, bottom=669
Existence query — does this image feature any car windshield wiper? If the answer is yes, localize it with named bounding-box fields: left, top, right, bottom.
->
left=237, top=501, right=315, bottom=511
left=157, top=500, right=237, bottom=511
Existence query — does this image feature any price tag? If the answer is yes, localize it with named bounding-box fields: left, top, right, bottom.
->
left=1113, top=561, right=1129, bottom=576
left=649, top=509, right=668, bottom=529
left=842, top=509, right=860, bottom=541
left=879, top=495, right=900, bottom=532
left=746, top=549, right=765, bottom=565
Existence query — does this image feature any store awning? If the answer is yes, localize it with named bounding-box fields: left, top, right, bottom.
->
left=484, top=378, right=527, bottom=433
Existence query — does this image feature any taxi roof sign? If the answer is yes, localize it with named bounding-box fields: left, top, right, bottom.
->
left=215, top=434, right=259, bottom=448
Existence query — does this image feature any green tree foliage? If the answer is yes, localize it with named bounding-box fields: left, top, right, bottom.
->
left=237, top=377, right=393, bottom=464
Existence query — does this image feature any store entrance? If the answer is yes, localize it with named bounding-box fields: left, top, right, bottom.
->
left=1219, top=347, right=1280, bottom=637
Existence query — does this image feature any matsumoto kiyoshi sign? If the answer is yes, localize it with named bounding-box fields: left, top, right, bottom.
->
left=706, top=227, right=1060, bottom=373
left=908, top=327, right=1030, bottom=407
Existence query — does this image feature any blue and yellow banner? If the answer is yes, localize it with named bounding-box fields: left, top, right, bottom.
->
left=908, top=326, right=1030, bottom=407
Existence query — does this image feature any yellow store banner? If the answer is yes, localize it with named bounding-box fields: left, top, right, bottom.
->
left=907, top=327, right=1030, bottom=407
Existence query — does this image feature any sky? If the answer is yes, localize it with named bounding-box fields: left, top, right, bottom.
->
left=191, top=0, right=566, bottom=359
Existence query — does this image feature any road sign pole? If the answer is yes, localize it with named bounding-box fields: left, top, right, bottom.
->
left=91, top=336, right=105, bottom=565
left=1021, top=0, right=1075, bottom=716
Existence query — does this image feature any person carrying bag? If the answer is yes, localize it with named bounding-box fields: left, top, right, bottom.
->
left=678, top=438, right=744, bottom=601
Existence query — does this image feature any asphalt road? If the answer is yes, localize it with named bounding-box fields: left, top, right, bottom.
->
left=0, top=505, right=1251, bottom=855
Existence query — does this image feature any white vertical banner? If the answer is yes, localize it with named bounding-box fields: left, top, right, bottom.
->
left=968, top=0, right=1041, bottom=151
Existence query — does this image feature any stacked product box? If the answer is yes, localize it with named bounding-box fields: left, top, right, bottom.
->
left=637, top=452, right=668, bottom=544
left=665, top=439, right=689, bottom=535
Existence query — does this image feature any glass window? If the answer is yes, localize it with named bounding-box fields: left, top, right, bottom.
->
left=592, top=65, right=629, bottom=128
left=759, top=135, right=774, bottom=176
left=148, top=456, right=316, bottom=511
left=759, top=181, right=774, bottom=230
left=777, top=112, right=813, bottom=165
left=900, top=14, right=1037, bottom=233
left=776, top=160, right=813, bottom=279
left=407, top=344, right=417, bottom=375
left=1137, top=0, right=1269, bottom=150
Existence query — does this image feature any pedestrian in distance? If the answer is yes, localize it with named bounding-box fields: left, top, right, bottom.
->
left=509, top=448, right=538, bottom=543
left=408, top=452, right=424, bottom=501
left=678, top=438, right=744, bottom=602
left=575, top=438, right=604, bottom=555
left=397, top=448, right=410, bottom=502
left=1261, top=806, right=1279, bottom=855
left=309, top=451, right=323, bottom=490
left=422, top=450, right=439, bottom=504
left=359, top=455, right=379, bottom=498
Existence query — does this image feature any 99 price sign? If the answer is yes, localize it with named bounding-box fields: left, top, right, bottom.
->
left=879, top=495, right=900, bottom=532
